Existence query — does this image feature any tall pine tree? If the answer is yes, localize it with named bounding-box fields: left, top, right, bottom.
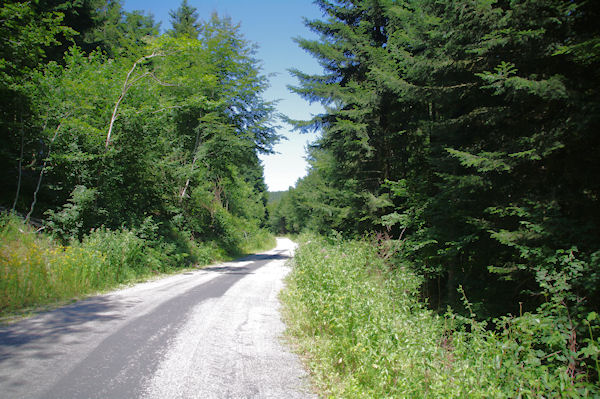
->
left=169, top=0, right=201, bottom=39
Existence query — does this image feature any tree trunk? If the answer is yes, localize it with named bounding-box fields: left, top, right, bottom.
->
left=11, top=115, right=24, bottom=212
left=106, top=52, right=169, bottom=149
left=26, top=122, right=63, bottom=222
left=446, top=264, right=456, bottom=306
left=180, top=130, right=202, bottom=201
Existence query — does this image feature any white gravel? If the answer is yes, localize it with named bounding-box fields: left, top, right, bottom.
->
left=143, top=238, right=315, bottom=399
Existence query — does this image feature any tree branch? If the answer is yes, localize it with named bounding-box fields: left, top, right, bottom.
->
left=105, top=51, right=167, bottom=149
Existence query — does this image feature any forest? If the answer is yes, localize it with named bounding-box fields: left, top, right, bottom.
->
left=1, top=0, right=276, bottom=312
left=2, top=0, right=600, bottom=396
left=270, top=0, right=600, bottom=396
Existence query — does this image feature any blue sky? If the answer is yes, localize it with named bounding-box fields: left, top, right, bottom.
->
left=122, top=0, right=325, bottom=191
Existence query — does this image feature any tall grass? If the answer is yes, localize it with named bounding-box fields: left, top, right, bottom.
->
left=0, top=216, right=168, bottom=314
left=2, top=217, right=98, bottom=312
left=209, top=208, right=276, bottom=256
left=237, top=227, right=277, bottom=255
left=281, top=235, right=600, bottom=398
left=0, top=214, right=277, bottom=317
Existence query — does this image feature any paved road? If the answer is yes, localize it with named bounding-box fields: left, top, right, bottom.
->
left=0, top=238, right=315, bottom=399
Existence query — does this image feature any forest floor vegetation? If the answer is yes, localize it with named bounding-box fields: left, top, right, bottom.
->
left=281, top=235, right=600, bottom=398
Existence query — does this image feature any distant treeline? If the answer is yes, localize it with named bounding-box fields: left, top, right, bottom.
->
left=267, top=191, right=287, bottom=204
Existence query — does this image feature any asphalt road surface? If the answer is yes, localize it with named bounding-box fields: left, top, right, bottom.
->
left=0, top=238, right=316, bottom=399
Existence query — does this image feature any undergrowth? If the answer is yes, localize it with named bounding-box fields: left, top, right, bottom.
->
left=281, top=235, right=600, bottom=398
left=0, top=214, right=275, bottom=317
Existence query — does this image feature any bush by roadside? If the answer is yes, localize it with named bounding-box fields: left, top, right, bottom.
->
left=281, top=235, right=600, bottom=398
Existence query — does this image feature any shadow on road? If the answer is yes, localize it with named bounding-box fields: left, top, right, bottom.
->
left=202, top=251, right=291, bottom=275
left=0, top=296, right=128, bottom=364
left=0, top=249, right=292, bottom=367
left=236, top=251, right=292, bottom=262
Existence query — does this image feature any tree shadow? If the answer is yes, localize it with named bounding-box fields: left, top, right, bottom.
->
left=202, top=251, right=291, bottom=275
left=0, top=295, right=128, bottom=364
left=234, top=251, right=292, bottom=263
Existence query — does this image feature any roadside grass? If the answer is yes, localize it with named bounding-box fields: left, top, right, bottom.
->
left=236, top=228, right=277, bottom=256
left=0, top=214, right=275, bottom=320
left=281, top=235, right=600, bottom=398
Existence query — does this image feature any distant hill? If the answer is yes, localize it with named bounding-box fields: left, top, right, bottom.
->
left=268, top=191, right=287, bottom=204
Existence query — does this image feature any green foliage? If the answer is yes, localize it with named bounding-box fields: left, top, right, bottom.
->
left=0, top=214, right=175, bottom=315
left=0, top=1, right=277, bottom=316
left=282, top=0, right=600, bottom=374
left=267, top=191, right=286, bottom=204
left=82, top=227, right=176, bottom=280
left=88, top=2, right=161, bottom=57
left=169, top=0, right=201, bottom=39
left=0, top=1, right=74, bottom=86
left=45, top=186, right=100, bottom=243
left=1, top=2, right=277, bottom=260
left=279, top=0, right=600, bottom=321
left=283, top=236, right=600, bottom=397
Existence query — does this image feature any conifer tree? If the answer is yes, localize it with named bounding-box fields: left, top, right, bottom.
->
left=285, top=0, right=600, bottom=316
left=169, top=0, right=201, bottom=40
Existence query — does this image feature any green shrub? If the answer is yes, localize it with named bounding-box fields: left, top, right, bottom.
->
left=189, top=240, right=221, bottom=265
left=234, top=218, right=276, bottom=255
left=209, top=208, right=275, bottom=255
left=44, top=186, right=101, bottom=243
left=211, top=208, right=243, bottom=253
left=82, top=228, right=157, bottom=281
left=282, top=235, right=600, bottom=398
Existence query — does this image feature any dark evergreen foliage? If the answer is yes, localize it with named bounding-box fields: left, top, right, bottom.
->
left=169, top=0, right=202, bottom=39
left=275, top=0, right=600, bottom=321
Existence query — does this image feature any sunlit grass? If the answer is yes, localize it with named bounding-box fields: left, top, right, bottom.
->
left=237, top=229, right=277, bottom=255
left=0, top=214, right=277, bottom=319
left=1, top=216, right=109, bottom=313
left=281, top=235, right=599, bottom=398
